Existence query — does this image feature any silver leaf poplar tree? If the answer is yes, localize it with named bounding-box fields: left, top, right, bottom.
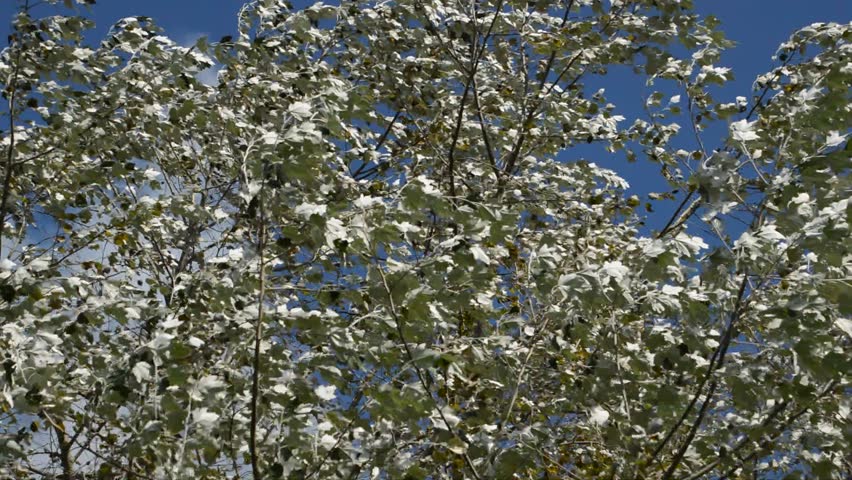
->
left=1, top=0, right=849, bottom=479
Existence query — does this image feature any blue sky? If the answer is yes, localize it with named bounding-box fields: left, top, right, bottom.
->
left=1, top=0, right=849, bottom=231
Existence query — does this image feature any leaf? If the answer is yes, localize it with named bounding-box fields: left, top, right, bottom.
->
left=193, top=408, right=219, bottom=431
left=132, top=362, right=152, bottom=383
left=835, top=318, right=852, bottom=339
left=469, top=245, right=489, bottom=264
left=730, top=119, right=759, bottom=142
left=588, top=406, right=610, bottom=426
left=288, top=101, right=312, bottom=119
left=315, top=385, right=337, bottom=401
left=294, top=202, right=327, bottom=218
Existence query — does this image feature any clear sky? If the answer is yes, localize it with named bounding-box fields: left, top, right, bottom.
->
left=1, top=0, right=850, bottom=230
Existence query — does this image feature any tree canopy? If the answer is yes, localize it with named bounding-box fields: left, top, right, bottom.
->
left=0, top=0, right=849, bottom=478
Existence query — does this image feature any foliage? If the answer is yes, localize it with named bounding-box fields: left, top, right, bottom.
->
left=0, top=0, right=849, bottom=478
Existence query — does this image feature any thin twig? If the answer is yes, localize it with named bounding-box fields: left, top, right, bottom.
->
left=656, top=54, right=795, bottom=240
left=642, top=276, right=748, bottom=475
left=471, top=76, right=500, bottom=179
left=715, top=381, right=837, bottom=480
left=42, top=411, right=74, bottom=480
left=249, top=172, right=267, bottom=480
left=351, top=110, right=401, bottom=180
left=377, top=267, right=482, bottom=480
left=0, top=1, right=27, bottom=254
left=445, top=0, right=504, bottom=198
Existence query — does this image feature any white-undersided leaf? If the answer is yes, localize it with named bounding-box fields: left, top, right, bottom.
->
left=643, top=239, right=667, bottom=257
left=29, top=259, right=50, bottom=272
left=137, top=195, right=157, bottom=208
left=470, top=245, right=490, bottom=264
left=142, top=168, right=161, bottom=180
left=148, top=332, right=174, bottom=350
left=295, top=202, right=327, bottom=218
left=674, top=233, right=709, bottom=255
left=288, top=101, right=312, bottom=119
left=661, top=284, right=683, bottom=296
left=315, top=384, right=337, bottom=401
left=193, top=408, right=219, bottom=431
left=835, top=318, right=852, bottom=339
left=393, top=221, right=420, bottom=234
left=324, top=217, right=348, bottom=246
left=238, top=180, right=262, bottom=203
left=825, top=131, right=845, bottom=147
left=271, top=384, right=290, bottom=396
left=132, top=362, right=152, bottom=383
left=261, top=132, right=278, bottom=145
left=194, top=375, right=226, bottom=394
left=601, top=260, right=629, bottom=282
left=415, top=175, right=441, bottom=196
left=319, top=434, right=337, bottom=450
left=353, top=195, right=382, bottom=209
left=791, top=193, right=810, bottom=204
left=124, top=306, right=141, bottom=320
left=589, top=406, right=610, bottom=426
left=37, top=332, right=63, bottom=346
left=432, top=406, right=461, bottom=430
left=161, top=315, right=183, bottom=330
left=689, top=353, right=710, bottom=368
left=757, top=225, right=785, bottom=242
left=213, top=207, right=229, bottom=220
left=730, top=119, right=759, bottom=142
left=446, top=439, right=468, bottom=454
left=227, top=247, right=245, bottom=261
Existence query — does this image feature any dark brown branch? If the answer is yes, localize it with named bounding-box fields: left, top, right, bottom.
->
left=73, top=441, right=155, bottom=480
left=537, top=1, right=574, bottom=91
left=642, top=276, right=748, bottom=475
left=305, top=375, right=372, bottom=479
left=717, top=381, right=836, bottom=480
left=350, top=110, right=401, bottom=179
left=681, top=399, right=791, bottom=480
left=502, top=1, right=614, bottom=178
left=660, top=380, right=719, bottom=480
left=249, top=181, right=267, bottom=480
left=377, top=267, right=482, bottom=480
left=656, top=191, right=697, bottom=239
left=41, top=412, right=74, bottom=480
left=656, top=53, right=796, bottom=240
left=471, top=76, right=500, bottom=180
left=0, top=2, right=27, bottom=254
left=445, top=0, right=504, bottom=198
left=654, top=199, right=773, bottom=478
left=683, top=380, right=836, bottom=480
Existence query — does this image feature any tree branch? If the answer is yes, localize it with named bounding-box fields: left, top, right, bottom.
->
left=445, top=0, right=504, bottom=198
left=249, top=180, right=267, bottom=480
left=377, top=267, right=482, bottom=480
left=642, top=276, right=748, bottom=476
left=351, top=110, right=401, bottom=180
left=42, top=412, right=74, bottom=480
left=716, top=381, right=837, bottom=480
left=471, top=76, right=500, bottom=180
left=0, top=2, right=27, bottom=254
